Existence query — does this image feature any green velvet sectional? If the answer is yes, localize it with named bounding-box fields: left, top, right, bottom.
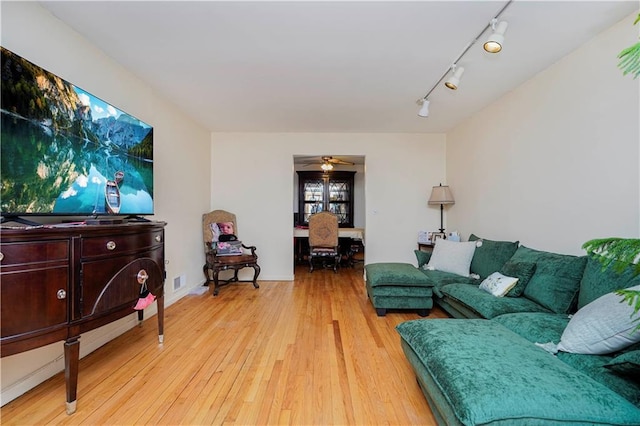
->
left=396, top=235, right=640, bottom=425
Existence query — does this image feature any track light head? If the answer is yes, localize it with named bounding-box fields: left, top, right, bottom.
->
left=484, top=19, right=508, bottom=53
left=418, top=99, right=430, bottom=118
left=444, top=66, right=465, bottom=90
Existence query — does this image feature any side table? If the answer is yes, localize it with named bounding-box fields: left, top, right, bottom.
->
left=418, top=242, right=435, bottom=252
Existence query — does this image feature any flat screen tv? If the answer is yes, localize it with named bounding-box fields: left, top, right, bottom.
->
left=1, top=46, right=154, bottom=223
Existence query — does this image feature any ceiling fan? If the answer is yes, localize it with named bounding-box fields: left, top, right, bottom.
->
left=300, top=156, right=355, bottom=171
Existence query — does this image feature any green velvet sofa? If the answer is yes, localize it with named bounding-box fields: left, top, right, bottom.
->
left=397, top=235, right=640, bottom=425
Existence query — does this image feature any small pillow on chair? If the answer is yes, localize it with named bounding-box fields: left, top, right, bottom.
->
left=426, top=239, right=476, bottom=277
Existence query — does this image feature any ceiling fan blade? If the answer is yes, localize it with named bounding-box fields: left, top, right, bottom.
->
left=328, top=158, right=355, bottom=165
left=320, top=156, right=354, bottom=166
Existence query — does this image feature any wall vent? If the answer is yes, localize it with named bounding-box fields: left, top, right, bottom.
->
left=173, top=274, right=186, bottom=291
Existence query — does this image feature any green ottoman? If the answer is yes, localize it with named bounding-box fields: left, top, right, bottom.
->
left=365, top=262, right=433, bottom=316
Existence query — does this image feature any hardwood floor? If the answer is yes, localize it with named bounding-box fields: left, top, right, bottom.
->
left=1, top=264, right=447, bottom=425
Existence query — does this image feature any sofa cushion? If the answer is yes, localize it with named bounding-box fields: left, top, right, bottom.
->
left=479, top=272, right=519, bottom=297
left=364, top=263, right=432, bottom=287
left=426, top=239, right=476, bottom=277
left=605, top=350, right=640, bottom=376
left=468, top=234, right=519, bottom=280
left=442, top=283, right=551, bottom=319
left=510, top=245, right=587, bottom=314
left=396, top=318, right=640, bottom=425
left=557, top=284, right=640, bottom=355
left=492, top=312, right=569, bottom=344
left=578, top=255, right=640, bottom=309
left=499, top=260, right=537, bottom=297
left=559, top=350, right=640, bottom=407
left=413, top=249, right=431, bottom=269
left=419, top=269, right=478, bottom=298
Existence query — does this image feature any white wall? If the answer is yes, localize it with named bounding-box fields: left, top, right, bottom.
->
left=211, top=133, right=447, bottom=279
left=1, top=2, right=211, bottom=404
left=447, top=12, right=640, bottom=255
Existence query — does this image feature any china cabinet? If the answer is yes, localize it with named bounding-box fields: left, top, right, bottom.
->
left=297, top=171, right=355, bottom=227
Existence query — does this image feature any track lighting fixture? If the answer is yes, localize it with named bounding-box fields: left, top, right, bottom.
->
left=417, top=99, right=430, bottom=117
left=415, top=0, right=513, bottom=119
left=484, top=18, right=509, bottom=53
left=445, top=65, right=465, bottom=90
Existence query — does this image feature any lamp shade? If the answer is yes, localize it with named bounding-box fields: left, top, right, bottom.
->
left=428, top=185, right=455, bottom=205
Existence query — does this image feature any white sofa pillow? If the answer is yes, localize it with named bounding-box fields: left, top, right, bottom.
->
left=479, top=272, right=519, bottom=297
left=557, top=284, right=640, bottom=355
left=426, top=239, right=476, bottom=277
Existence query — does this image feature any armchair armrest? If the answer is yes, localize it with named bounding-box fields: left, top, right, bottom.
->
left=241, top=244, right=258, bottom=256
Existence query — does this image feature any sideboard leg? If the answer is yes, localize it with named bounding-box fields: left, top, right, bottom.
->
left=157, top=294, right=165, bottom=344
left=64, top=337, right=80, bottom=414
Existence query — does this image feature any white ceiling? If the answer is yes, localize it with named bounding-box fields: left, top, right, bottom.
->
left=40, top=1, right=638, bottom=134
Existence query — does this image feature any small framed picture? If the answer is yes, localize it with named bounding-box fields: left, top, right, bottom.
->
left=431, top=232, right=446, bottom=243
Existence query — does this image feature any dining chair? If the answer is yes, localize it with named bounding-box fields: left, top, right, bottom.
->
left=308, top=211, right=340, bottom=273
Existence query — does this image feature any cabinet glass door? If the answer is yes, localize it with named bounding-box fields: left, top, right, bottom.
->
left=297, top=171, right=355, bottom=227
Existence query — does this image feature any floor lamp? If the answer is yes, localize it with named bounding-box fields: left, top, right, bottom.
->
left=428, top=184, right=455, bottom=234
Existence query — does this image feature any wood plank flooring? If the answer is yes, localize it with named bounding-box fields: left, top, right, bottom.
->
left=1, top=264, right=447, bottom=425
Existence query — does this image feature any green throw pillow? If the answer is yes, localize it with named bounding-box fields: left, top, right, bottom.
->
left=500, top=260, right=537, bottom=297
left=604, top=350, right=640, bottom=376
left=414, top=249, right=432, bottom=268
left=512, top=246, right=587, bottom=314
left=468, top=234, right=519, bottom=280
left=578, top=255, right=640, bottom=309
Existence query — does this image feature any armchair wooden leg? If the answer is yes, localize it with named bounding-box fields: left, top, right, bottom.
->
left=252, top=264, right=261, bottom=288
left=212, top=270, right=220, bottom=296
left=202, top=264, right=211, bottom=284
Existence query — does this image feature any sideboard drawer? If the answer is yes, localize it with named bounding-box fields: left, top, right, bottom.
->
left=0, top=240, right=69, bottom=266
left=81, top=231, right=163, bottom=258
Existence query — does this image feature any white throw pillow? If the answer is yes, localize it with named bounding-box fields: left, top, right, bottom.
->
left=479, top=272, right=519, bottom=297
left=426, top=239, right=476, bottom=277
left=557, top=284, right=640, bottom=355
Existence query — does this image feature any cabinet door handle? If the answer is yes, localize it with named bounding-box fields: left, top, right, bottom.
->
left=137, top=269, right=149, bottom=284
left=106, top=241, right=116, bottom=251
left=57, top=289, right=67, bottom=299
left=155, top=235, right=161, bottom=242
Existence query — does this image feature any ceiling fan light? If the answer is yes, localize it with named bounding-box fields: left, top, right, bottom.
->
left=321, top=162, right=333, bottom=171
left=484, top=20, right=508, bottom=53
left=418, top=99, right=430, bottom=117
left=444, top=66, right=465, bottom=90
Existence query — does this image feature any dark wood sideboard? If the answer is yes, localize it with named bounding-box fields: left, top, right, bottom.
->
left=0, top=221, right=167, bottom=414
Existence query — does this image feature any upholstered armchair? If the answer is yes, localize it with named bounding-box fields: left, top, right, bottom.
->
left=202, top=210, right=260, bottom=296
left=308, top=211, right=341, bottom=273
